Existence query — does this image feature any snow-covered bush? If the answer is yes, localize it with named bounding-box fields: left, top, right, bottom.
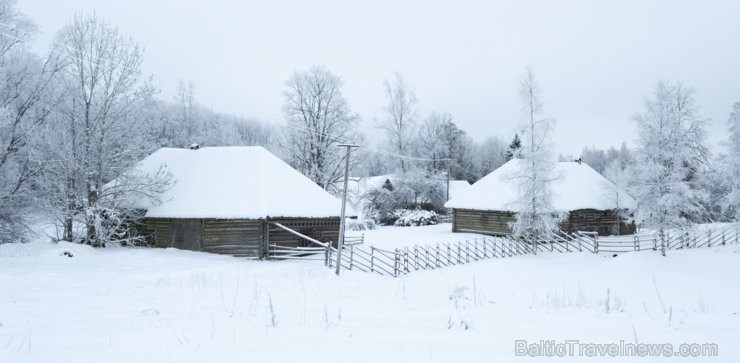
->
left=81, top=206, right=149, bottom=247
left=393, top=209, right=438, bottom=227
left=362, top=171, right=446, bottom=225
left=346, top=218, right=377, bottom=231
left=363, top=187, right=399, bottom=225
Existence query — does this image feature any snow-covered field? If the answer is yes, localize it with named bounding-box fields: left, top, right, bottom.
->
left=1, top=227, right=739, bottom=362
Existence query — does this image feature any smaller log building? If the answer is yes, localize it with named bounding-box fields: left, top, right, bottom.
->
left=445, top=160, right=636, bottom=236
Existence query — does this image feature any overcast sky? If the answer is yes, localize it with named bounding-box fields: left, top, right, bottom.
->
left=18, top=0, right=740, bottom=156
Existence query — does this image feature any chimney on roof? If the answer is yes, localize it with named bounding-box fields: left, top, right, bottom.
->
left=189, top=143, right=200, bottom=150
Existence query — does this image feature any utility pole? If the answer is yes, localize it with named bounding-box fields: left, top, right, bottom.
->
left=336, top=143, right=359, bottom=275
left=446, top=162, right=451, bottom=201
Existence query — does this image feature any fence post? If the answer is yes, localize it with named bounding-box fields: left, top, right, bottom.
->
left=633, top=235, right=639, bottom=251
left=325, top=241, right=331, bottom=266
left=578, top=235, right=582, bottom=252
left=466, top=240, right=470, bottom=262
left=327, top=247, right=333, bottom=268
left=707, top=230, right=712, bottom=248
left=653, top=235, right=657, bottom=251
left=370, top=247, right=375, bottom=273
left=394, top=249, right=400, bottom=277
left=483, top=238, right=488, bottom=258
left=404, top=247, right=409, bottom=273
left=349, top=245, right=354, bottom=270
left=594, top=237, right=599, bottom=254
left=722, top=230, right=726, bottom=246
left=414, top=246, right=419, bottom=270
left=436, top=244, right=441, bottom=268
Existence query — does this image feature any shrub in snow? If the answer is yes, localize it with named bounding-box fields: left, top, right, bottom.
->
left=346, top=218, right=377, bottom=231
left=363, top=171, right=446, bottom=225
left=448, top=285, right=472, bottom=330
left=393, top=209, right=438, bottom=227
left=80, top=206, right=151, bottom=247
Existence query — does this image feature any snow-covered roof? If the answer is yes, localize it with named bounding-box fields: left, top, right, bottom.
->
left=124, top=146, right=347, bottom=219
left=448, top=180, right=471, bottom=200
left=444, top=159, right=636, bottom=212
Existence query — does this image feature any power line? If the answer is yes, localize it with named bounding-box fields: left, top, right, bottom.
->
left=283, top=120, right=452, bottom=163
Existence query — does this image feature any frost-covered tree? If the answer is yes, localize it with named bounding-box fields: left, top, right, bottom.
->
left=40, top=13, right=159, bottom=245
left=176, top=80, right=199, bottom=143
left=505, top=134, right=522, bottom=161
left=281, top=65, right=360, bottom=190
left=631, top=80, right=709, bottom=255
left=417, top=111, right=448, bottom=172
left=378, top=73, right=418, bottom=174
left=477, top=136, right=508, bottom=177
left=509, top=67, right=561, bottom=250
left=727, top=102, right=740, bottom=222
left=0, top=0, right=60, bottom=243
left=603, top=159, right=631, bottom=234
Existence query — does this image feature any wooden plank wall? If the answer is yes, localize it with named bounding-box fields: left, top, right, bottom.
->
left=143, top=217, right=341, bottom=257
left=562, top=209, right=619, bottom=235
left=267, top=217, right=340, bottom=248
left=142, top=218, right=172, bottom=248
left=202, top=219, right=263, bottom=257
left=452, top=208, right=633, bottom=237
left=451, top=209, right=513, bottom=236
left=143, top=218, right=263, bottom=257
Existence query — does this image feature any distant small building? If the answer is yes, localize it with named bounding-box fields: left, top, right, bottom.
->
left=444, top=159, right=636, bottom=236
left=124, top=146, right=348, bottom=257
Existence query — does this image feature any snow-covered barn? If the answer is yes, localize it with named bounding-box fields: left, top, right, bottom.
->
left=127, top=146, right=346, bottom=257
left=444, top=159, right=636, bottom=236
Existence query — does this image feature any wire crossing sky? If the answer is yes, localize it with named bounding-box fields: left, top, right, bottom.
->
left=19, top=0, right=740, bottom=156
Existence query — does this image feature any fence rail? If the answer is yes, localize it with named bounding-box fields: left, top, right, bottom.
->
left=267, top=226, right=740, bottom=277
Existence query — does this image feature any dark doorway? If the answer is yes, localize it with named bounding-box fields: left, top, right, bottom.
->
left=170, top=219, right=202, bottom=251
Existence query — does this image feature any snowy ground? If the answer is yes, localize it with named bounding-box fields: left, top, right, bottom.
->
left=1, top=228, right=739, bottom=362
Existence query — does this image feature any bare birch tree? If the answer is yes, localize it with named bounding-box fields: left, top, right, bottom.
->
left=0, top=0, right=61, bottom=243
left=631, top=80, right=709, bottom=255
left=725, top=101, right=740, bottom=222
left=281, top=65, right=360, bottom=191
left=509, top=67, right=561, bottom=250
left=378, top=73, right=417, bottom=174
left=417, top=112, right=449, bottom=172
left=40, top=13, right=160, bottom=245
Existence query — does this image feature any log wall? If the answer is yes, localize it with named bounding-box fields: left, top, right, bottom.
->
left=142, top=216, right=341, bottom=257
left=266, top=217, right=340, bottom=248
left=451, top=208, right=635, bottom=236
left=451, top=209, right=514, bottom=236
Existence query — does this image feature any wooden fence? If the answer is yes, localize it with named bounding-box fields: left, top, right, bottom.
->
left=267, top=226, right=739, bottom=277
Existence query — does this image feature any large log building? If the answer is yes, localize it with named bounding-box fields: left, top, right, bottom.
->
left=122, top=146, right=348, bottom=257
